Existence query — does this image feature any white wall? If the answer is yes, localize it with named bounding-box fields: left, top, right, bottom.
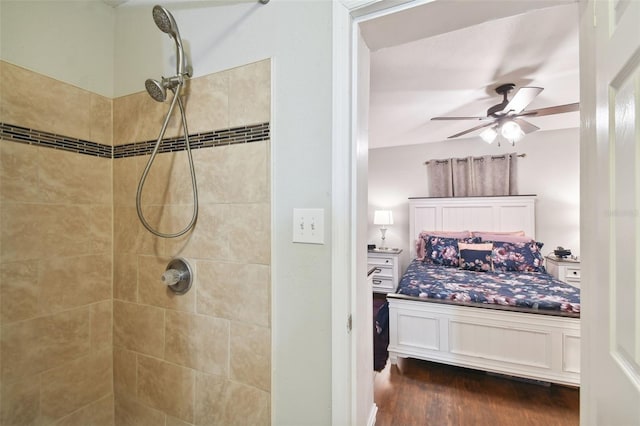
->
left=0, top=1, right=115, bottom=97
left=368, top=127, right=580, bottom=273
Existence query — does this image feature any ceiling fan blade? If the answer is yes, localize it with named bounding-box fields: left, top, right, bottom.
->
left=447, top=121, right=495, bottom=139
left=502, top=87, right=543, bottom=115
left=519, top=102, right=580, bottom=117
left=512, top=118, right=540, bottom=134
left=431, top=116, right=490, bottom=121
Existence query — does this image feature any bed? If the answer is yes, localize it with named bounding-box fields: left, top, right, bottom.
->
left=386, top=196, right=580, bottom=386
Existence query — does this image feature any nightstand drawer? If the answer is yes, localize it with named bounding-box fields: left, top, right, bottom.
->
left=368, top=264, right=393, bottom=279
left=368, top=257, right=395, bottom=267
left=371, top=277, right=394, bottom=291
left=565, top=267, right=581, bottom=281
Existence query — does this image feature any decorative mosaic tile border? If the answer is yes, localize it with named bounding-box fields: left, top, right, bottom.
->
left=113, top=122, right=270, bottom=158
left=0, top=123, right=113, bottom=158
left=0, top=122, right=270, bottom=159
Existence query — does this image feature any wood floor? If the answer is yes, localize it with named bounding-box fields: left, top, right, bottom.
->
left=374, top=358, right=579, bottom=426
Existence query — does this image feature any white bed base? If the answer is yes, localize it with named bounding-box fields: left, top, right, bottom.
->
left=388, top=196, right=581, bottom=386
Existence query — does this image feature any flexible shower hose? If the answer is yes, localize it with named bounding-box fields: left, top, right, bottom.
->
left=136, top=86, right=198, bottom=238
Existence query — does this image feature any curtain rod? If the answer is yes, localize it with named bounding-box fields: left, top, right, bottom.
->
left=424, top=153, right=526, bottom=165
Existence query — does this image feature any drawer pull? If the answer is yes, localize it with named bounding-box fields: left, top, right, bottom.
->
left=385, top=259, right=390, bottom=263
left=373, top=280, right=382, bottom=284
left=374, top=268, right=382, bottom=273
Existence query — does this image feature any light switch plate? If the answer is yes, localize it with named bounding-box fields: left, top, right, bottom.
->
left=292, top=208, right=324, bottom=244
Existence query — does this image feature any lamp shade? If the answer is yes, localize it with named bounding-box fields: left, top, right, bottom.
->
left=374, top=210, right=394, bottom=226
left=480, top=126, right=498, bottom=144
left=500, top=120, right=524, bottom=141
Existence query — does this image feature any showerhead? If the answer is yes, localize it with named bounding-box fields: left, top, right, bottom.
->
left=145, top=75, right=183, bottom=102
left=152, top=5, right=179, bottom=38
left=151, top=5, right=188, bottom=77
left=145, top=78, right=166, bottom=102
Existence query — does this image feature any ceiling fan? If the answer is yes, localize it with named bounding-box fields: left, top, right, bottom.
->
left=431, top=83, right=579, bottom=143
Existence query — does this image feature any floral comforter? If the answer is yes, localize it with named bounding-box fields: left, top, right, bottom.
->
left=396, top=259, right=580, bottom=316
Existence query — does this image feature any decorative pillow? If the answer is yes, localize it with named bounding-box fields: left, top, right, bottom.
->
left=416, top=230, right=471, bottom=260
left=473, top=232, right=532, bottom=243
left=420, top=230, right=472, bottom=239
left=472, top=230, right=525, bottom=237
left=423, top=235, right=479, bottom=267
left=458, top=242, right=494, bottom=252
left=489, top=240, right=546, bottom=273
left=459, top=248, right=493, bottom=272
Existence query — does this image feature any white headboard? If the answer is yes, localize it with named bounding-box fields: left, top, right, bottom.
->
left=409, top=195, right=536, bottom=258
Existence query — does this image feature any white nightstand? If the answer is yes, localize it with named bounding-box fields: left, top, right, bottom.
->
left=546, top=255, right=581, bottom=288
left=367, top=248, right=402, bottom=293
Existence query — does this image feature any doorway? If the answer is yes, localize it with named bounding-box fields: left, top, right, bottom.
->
left=334, top=1, right=584, bottom=424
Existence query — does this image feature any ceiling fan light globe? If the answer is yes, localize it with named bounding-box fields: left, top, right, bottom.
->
left=480, top=127, right=498, bottom=144
left=501, top=120, right=524, bottom=141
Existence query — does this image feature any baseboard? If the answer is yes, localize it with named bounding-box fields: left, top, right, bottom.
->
left=367, top=403, right=378, bottom=426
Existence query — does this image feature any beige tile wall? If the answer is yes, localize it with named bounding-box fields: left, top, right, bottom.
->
left=0, top=62, right=114, bottom=425
left=0, top=58, right=271, bottom=426
left=112, top=59, right=271, bottom=426
left=0, top=62, right=113, bottom=146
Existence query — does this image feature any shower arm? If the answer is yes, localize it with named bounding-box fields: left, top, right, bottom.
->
left=162, top=74, right=184, bottom=90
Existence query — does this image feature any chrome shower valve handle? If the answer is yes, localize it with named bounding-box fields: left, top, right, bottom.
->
left=162, top=258, right=193, bottom=295
left=161, top=268, right=183, bottom=286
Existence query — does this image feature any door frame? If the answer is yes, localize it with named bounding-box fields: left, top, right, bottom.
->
left=331, top=1, right=593, bottom=425
left=332, top=3, right=421, bottom=424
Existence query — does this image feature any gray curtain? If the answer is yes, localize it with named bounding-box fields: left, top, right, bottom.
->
left=452, top=158, right=472, bottom=196
left=426, top=153, right=518, bottom=197
left=426, top=159, right=453, bottom=197
left=470, top=154, right=518, bottom=195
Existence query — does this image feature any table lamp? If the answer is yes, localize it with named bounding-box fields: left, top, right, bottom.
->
left=373, top=210, right=393, bottom=249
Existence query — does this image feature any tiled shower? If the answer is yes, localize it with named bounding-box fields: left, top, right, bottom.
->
left=0, top=57, right=271, bottom=424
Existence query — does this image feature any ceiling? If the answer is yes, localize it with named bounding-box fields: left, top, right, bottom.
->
left=363, top=1, right=580, bottom=149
